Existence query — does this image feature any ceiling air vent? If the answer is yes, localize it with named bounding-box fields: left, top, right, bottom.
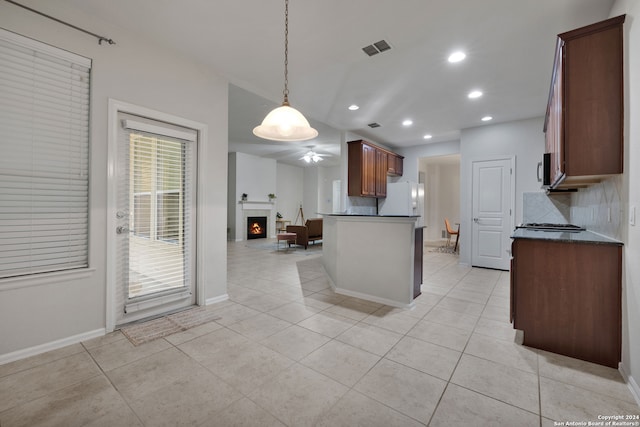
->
left=368, top=122, right=381, bottom=128
left=362, top=40, right=392, bottom=57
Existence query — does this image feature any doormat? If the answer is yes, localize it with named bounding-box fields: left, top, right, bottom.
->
left=429, top=245, right=458, bottom=254
left=121, top=306, right=221, bottom=346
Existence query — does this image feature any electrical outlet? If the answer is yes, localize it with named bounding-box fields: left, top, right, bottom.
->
left=631, top=206, right=636, bottom=226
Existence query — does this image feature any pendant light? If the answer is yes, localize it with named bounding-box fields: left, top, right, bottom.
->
left=253, top=0, right=318, bottom=142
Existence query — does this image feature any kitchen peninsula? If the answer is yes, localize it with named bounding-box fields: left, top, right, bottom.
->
left=321, top=214, right=422, bottom=309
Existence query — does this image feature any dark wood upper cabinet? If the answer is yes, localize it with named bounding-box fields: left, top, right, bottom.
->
left=544, top=15, right=625, bottom=189
left=347, top=140, right=403, bottom=198
left=387, top=153, right=404, bottom=177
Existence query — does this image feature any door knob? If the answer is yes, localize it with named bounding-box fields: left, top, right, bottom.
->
left=116, top=226, right=130, bottom=234
left=473, top=218, right=479, bottom=223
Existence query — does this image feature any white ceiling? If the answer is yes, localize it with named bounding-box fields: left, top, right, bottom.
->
left=56, top=0, right=614, bottom=167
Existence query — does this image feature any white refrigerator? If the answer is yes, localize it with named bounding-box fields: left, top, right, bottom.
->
left=378, top=181, right=425, bottom=227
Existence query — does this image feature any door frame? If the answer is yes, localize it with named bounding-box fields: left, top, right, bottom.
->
left=468, top=155, right=516, bottom=270
left=106, top=99, right=208, bottom=332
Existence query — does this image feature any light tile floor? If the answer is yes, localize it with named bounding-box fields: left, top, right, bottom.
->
left=1, top=240, right=638, bottom=426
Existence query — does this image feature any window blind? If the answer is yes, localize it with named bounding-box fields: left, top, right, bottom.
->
left=0, top=29, right=91, bottom=279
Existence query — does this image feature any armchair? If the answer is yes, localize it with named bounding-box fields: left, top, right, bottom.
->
left=286, top=218, right=323, bottom=249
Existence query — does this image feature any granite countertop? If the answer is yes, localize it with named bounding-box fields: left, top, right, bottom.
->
left=511, top=227, right=623, bottom=245
left=320, top=213, right=420, bottom=218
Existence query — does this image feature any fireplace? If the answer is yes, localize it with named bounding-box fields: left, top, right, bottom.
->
left=247, top=216, right=267, bottom=239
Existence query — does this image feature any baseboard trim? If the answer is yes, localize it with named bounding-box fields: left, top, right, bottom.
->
left=0, top=328, right=106, bottom=366
left=206, top=294, right=229, bottom=306
left=619, top=363, right=640, bottom=406
left=333, top=286, right=415, bottom=310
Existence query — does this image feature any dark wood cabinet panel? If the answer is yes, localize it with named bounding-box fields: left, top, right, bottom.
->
left=511, top=238, right=621, bottom=368
left=413, top=227, right=423, bottom=299
left=362, top=143, right=377, bottom=196
left=375, top=149, right=387, bottom=197
left=544, top=15, right=625, bottom=189
left=348, top=141, right=375, bottom=197
left=387, top=153, right=404, bottom=177
left=348, top=140, right=402, bottom=197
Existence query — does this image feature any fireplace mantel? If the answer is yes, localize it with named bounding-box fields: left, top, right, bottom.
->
left=239, top=201, right=274, bottom=211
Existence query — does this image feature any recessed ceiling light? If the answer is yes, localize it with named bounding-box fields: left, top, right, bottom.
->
left=481, top=116, right=493, bottom=122
left=448, top=51, right=466, bottom=63
left=423, top=134, right=433, bottom=139
left=468, top=90, right=483, bottom=99
left=402, top=119, right=413, bottom=126
left=348, top=104, right=359, bottom=111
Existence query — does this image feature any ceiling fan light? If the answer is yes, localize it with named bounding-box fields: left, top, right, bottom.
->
left=312, top=154, right=322, bottom=162
left=253, top=104, right=318, bottom=141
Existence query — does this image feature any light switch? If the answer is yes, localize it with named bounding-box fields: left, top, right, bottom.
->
left=631, top=206, right=636, bottom=226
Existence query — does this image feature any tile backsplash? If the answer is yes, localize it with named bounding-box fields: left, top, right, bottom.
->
left=522, top=176, right=623, bottom=241
left=346, top=196, right=377, bottom=215
left=522, top=192, right=571, bottom=224
left=570, top=176, right=623, bottom=241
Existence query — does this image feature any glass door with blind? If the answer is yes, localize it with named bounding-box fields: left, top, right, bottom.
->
left=115, top=114, right=197, bottom=325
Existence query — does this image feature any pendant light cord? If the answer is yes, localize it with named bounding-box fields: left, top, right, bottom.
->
left=283, top=0, right=290, bottom=105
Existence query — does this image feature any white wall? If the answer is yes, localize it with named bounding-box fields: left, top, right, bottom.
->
left=227, top=153, right=237, bottom=241
left=276, top=163, right=305, bottom=223
left=318, top=166, right=341, bottom=215
left=228, top=152, right=277, bottom=240
left=397, top=140, right=461, bottom=184
left=611, top=0, right=640, bottom=402
left=303, top=167, right=320, bottom=219
left=0, top=2, right=229, bottom=358
left=459, top=117, right=545, bottom=265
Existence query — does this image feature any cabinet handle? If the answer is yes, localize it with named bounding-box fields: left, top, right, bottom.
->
left=537, top=162, right=542, bottom=182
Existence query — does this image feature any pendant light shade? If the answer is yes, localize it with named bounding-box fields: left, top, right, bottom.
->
left=253, top=0, right=318, bottom=142
left=253, top=102, right=318, bottom=141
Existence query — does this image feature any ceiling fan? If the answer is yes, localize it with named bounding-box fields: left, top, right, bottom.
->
left=299, top=147, right=330, bottom=163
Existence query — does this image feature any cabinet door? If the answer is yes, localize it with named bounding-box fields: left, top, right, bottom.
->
left=387, top=154, right=404, bottom=177
left=375, top=149, right=387, bottom=197
left=546, top=51, right=564, bottom=186
left=510, top=243, right=515, bottom=324
left=387, top=153, right=397, bottom=175
left=394, top=155, right=404, bottom=177
left=512, top=238, right=621, bottom=368
left=564, top=21, right=624, bottom=176
left=362, top=144, right=377, bottom=196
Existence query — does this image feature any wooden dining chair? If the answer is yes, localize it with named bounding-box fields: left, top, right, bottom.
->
left=444, top=218, right=460, bottom=252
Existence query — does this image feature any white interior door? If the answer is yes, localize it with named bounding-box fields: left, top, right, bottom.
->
left=471, top=158, right=514, bottom=270
left=114, top=114, right=197, bottom=325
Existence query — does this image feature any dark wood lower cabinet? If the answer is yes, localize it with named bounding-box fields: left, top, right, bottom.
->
left=511, top=238, right=621, bottom=368
left=413, top=227, right=423, bottom=299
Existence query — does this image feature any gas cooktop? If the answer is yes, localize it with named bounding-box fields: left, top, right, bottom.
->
left=517, top=223, right=586, bottom=232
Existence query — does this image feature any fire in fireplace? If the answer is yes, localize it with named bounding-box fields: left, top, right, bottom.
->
left=247, top=216, right=267, bottom=240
